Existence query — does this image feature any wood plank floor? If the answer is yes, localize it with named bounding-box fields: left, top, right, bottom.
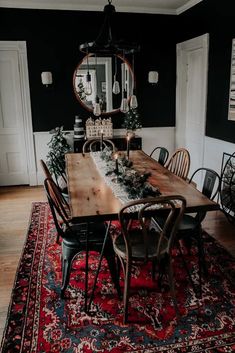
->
left=0, top=186, right=235, bottom=342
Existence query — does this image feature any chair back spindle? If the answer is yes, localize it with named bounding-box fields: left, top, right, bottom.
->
left=165, top=148, right=190, bottom=180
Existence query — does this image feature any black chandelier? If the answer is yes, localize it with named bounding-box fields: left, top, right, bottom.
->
left=79, top=0, right=139, bottom=55
left=79, top=0, right=139, bottom=115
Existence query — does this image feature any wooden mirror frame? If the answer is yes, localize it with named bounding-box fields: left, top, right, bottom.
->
left=73, top=54, right=134, bottom=116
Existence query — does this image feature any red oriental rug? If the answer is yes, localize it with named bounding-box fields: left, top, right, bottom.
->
left=1, top=202, right=235, bottom=353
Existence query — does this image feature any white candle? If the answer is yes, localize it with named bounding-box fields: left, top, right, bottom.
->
left=100, top=129, right=103, bottom=150
left=114, top=153, right=119, bottom=174
left=126, top=134, right=130, bottom=159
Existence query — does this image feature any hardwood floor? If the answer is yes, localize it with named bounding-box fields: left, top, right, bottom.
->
left=0, top=186, right=46, bottom=341
left=0, top=186, right=234, bottom=342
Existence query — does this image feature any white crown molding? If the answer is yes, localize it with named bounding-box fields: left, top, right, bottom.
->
left=176, top=0, right=203, bottom=15
left=0, top=0, right=203, bottom=15
left=114, top=5, right=176, bottom=15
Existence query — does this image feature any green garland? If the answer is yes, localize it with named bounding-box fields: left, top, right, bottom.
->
left=100, top=147, right=160, bottom=199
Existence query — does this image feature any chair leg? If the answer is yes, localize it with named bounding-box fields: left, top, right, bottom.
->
left=87, top=222, right=111, bottom=311
left=167, top=257, right=179, bottom=319
left=84, top=223, right=90, bottom=312
left=152, top=259, right=157, bottom=281
left=196, top=229, right=207, bottom=298
left=123, top=260, right=131, bottom=324
left=197, top=229, right=207, bottom=274
left=61, top=243, right=79, bottom=298
left=105, top=251, right=122, bottom=298
left=56, top=232, right=60, bottom=244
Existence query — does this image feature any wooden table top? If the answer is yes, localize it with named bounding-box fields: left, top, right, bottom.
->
left=66, top=150, right=219, bottom=222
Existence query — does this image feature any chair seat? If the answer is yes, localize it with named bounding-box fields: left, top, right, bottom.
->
left=114, top=229, right=168, bottom=260
left=154, top=213, right=199, bottom=234
left=63, top=222, right=107, bottom=246
left=178, top=214, right=199, bottom=232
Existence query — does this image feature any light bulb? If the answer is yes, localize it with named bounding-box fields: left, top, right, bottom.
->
left=120, top=98, right=129, bottom=113
left=112, top=76, right=120, bottom=94
left=84, top=72, right=92, bottom=95
left=130, top=94, right=138, bottom=109
left=93, top=96, right=101, bottom=116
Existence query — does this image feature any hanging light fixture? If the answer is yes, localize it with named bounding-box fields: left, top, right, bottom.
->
left=79, top=0, right=139, bottom=114
left=120, top=50, right=130, bottom=113
left=120, top=90, right=129, bottom=113
left=93, top=55, right=102, bottom=116
left=129, top=54, right=138, bottom=109
left=84, top=53, right=92, bottom=96
left=112, top=55, right=120, bottom=94
left=93, top=96, right=102, bottom=116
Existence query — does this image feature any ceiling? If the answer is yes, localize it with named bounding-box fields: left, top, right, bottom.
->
left=0, top=0, right=203, bottom=15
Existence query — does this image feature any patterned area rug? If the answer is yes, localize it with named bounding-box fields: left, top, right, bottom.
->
left=1, top=202, right=235, bottom=353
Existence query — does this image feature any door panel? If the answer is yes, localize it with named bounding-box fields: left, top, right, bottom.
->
left=0, top=50, right=29, bottom=185
left=176, top=34, right=209, bottom=188
left=185, top=48, right=205, bottom=178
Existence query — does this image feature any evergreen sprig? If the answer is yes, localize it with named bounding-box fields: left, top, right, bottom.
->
left=100, top=149, right=160, bottom=199
left=47, top=126, right=71, bottom=176
left=122, top=108, right=142, bottom=131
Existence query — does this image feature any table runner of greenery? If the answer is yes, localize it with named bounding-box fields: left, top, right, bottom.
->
left=90, top=148, right=160, bottom=210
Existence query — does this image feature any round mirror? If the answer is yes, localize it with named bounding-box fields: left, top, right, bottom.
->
left=73, top=54, right=134, bottom=115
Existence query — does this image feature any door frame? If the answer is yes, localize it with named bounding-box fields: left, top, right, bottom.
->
left=176, top=33, right=209, bottom=169
left=0, top=41, right=36, bottom=185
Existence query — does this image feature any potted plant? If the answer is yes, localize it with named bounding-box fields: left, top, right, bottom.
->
left=122, top=108, right=142, bottom=136
left=46, top=126, right=71, bottom=179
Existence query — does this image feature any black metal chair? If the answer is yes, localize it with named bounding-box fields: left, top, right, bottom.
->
left=150, top=146, right=169, bottom=166
left=153, top=167, right=221, bottom=296
left=43, top=178, right=121, bottom=304
left=112, top=195, right=186, bottom=324
left=220, top=152, right=235, bottom=223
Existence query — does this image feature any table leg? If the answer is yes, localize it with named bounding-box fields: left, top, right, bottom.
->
left=87, top=221, right=111, bottom=312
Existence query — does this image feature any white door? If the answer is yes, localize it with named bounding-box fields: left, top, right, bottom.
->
left=0, top=42, right=35, bottom=186
left=176, top=34, right=209, bottom=185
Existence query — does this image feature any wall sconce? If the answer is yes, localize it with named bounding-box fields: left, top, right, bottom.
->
left=41, top=71, right=53, bottom=87
left=148, top=71, right=159, bottom=85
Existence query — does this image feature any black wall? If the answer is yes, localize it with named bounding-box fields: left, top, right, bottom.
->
left=179, top=0, right=235, bottom=144
left=1, top=2, right=235, bottom=144
left=0, top=8, right=177, bottom=131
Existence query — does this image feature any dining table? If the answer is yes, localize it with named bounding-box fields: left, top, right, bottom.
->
left=65, top=149, right=219, bottom=223
left=65, top=149, right=220, bottom=311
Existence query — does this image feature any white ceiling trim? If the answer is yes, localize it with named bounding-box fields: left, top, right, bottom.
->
left=176, top=0, right=203, bottom=15
left=0, top=0, right=203, bottom=14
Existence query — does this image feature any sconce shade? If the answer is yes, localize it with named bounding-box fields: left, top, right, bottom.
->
left=148, top=71, right=159, bottom=84
left=41, top=71, right=53, bottom=86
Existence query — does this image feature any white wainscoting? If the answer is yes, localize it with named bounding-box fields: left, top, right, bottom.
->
left=34, top=127, right=175, bottom=185
left=203, top=136, right=235, bottom=175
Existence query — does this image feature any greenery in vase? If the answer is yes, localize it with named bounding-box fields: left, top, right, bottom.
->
left=47, top=126, right=71, bottom=177
left=122, top=108, right=142, bottom=132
